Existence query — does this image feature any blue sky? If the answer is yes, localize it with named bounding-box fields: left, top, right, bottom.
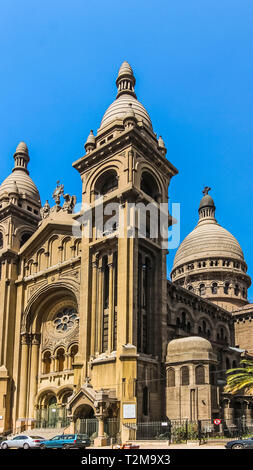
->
left=0, top=1, right=252, bottom=298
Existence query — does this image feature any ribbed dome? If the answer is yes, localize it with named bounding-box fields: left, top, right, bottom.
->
left=167, top=336, right=213, bottom=355
left=99, top=61, right=153, bottom=130
left=100, top=94, right=153, bottom=130
left=173, top=220, right=244, bottom=269
left=0, top=170, right=41, bottom=203
left=0, top=142, right=40, bottom=204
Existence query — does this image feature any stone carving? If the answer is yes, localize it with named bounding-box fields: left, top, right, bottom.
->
left=40, top=200, right=50, bottom=219
left=41, top=181, right=77, bottom=218
left=28, top=280, right=48, bottom=299
left=62, top=193, right=77, bottom=213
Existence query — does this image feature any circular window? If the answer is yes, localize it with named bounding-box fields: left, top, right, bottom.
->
left=53, top=307, right=78, bottom=333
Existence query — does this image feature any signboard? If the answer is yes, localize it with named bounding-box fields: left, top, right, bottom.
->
left=123, top=404, right=136, bottom=419
left=161, top=422, right=168, bottom=426
left=213, top=419, right=221, bottom=425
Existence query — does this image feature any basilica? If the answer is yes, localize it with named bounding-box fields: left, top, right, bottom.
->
left=0, top=62, right=252, bottom=444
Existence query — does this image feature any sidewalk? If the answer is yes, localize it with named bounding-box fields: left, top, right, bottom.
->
left=92, top=441, right=227, bottom=450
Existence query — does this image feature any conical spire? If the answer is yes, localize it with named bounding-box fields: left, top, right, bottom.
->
left=84, top=130, right=96, bottom=153
left=116, top=61, right=137, bottom=99
left=13, top=141, right=30, bottom=174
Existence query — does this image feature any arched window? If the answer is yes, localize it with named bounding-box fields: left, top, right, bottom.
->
left=195, top=365, right=205, bottom=385
left=20, top=232, right=32, bottom=248
left=226, top=358, right=231, bottom=370
left=232, top=360, right=237, bottom=369
left=209, top=365, right=216, bottom=385
left=95, top=169, right=118, bottom=197
left=211, top=283, right=218, bottom=294
left=187, top=285, right=194, bottom=292
left=234, top=284, right=240, bottom=296
left=0, top=233, right=3, bottom=249
left=56, top=348, right=65, bottom=372
left=199, top=284, right=205, bottom=296
left=70, top=344, right=78, bottom=367
left=167, top=368, right=175, bottom=387
left=181, top=366, right=189, bottom=386
left=140, top=171, right=160, bottom=201
left=43, top=351, right=52, bottom=374
left=224, top=282, right=230, bottom=294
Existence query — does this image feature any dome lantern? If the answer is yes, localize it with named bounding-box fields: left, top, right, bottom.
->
left=198, top=186, right=216, bottom=222
left=13, top=141, right=30, bottom=174
left=116, top=61, right=137, bottom=99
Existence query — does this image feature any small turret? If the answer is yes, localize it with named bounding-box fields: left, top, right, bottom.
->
left=84, top=130, right=96, bottom=153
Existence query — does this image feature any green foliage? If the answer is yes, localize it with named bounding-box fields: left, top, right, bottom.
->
left=225, top=359, right=253, bottom=395
left=171, top=422, right=199, bottom=443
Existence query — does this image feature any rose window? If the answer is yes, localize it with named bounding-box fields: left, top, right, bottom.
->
left=53, top=307, right=78, bottom=332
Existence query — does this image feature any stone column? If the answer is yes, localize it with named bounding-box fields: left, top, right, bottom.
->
left=66, top=353, right=72, bottom=370
left=28, top=334, right=40, bottom=421
left=245, top=402, right=252, bottom=423
left=90, top=254, right=98, bottom=357
left=224, top=399, right=234, bottom=424
left=96, top=258, right=104, bottom=354
left=18, top=333, right=30, bottom=421
left=94, top=404, right=107, bottom=447
left=52, top=355, right=57, bottom=373
left=108, top=253, right=114, bottom=352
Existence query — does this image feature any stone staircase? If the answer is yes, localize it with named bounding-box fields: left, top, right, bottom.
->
left=9, top=428, right=67, bottom=439
left=27, top=428, right=66, bottom=439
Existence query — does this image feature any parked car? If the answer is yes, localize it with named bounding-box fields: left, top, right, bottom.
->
left=225, top=437, right=253, bottom=449
left=1, top=435, right=45, bottom=449
left=39, top=433, right=90, bottom=449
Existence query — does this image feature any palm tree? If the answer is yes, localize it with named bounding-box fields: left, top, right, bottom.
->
left=225, top=359, right=253, bottom=395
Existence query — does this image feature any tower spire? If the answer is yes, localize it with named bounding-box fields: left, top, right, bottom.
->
left=116, top=61, right=137, bottom=99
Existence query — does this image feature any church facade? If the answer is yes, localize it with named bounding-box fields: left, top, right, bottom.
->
left=0, top=62, right=252, bottom=444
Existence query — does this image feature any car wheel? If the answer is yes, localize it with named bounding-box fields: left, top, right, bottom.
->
left=23, top=443, right=30, bottom=449
left=62, top=444, right=69, bottom=449
left=40, top=444, right=46, bottom=449
left=1, top=443, right=8, bottom=449
left=232, top=444, right=244, bottom=449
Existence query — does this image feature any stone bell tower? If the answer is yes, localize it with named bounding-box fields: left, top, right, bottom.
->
left=0, top=142, right=41, bottom=433
left=72, top=62, right=178, bottom=427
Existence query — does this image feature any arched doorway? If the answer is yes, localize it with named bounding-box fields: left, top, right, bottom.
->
left=48, top=396, right=59, bottom=428
left=74, top=404, right=97, bottom=437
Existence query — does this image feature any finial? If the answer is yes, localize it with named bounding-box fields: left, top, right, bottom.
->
left=116, top=61, right=137, bottom=99
left=52, top=181, right=64, bottom=206
left=203, top=186, right=211, bottom=196
left=84, top=129, right=96, bottom=153
left=158, top=136, right=167, bottom=156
